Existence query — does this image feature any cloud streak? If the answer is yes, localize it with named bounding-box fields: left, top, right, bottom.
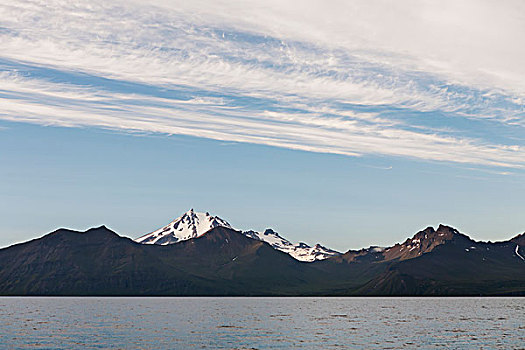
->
left=0, top=0, right=524, bottom=168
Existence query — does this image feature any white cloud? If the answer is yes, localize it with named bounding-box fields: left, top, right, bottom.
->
left=1, top=73, right=523, bottom=168
left=0, top=0, right=524, bottom=168
left=144, top=0, right=525, bottom=97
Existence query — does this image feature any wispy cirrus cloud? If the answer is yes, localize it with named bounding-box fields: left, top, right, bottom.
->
left=0, top=0, right=524, bottom=168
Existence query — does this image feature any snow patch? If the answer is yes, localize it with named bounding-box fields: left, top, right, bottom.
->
left=515, top=245, right=525, bottom=261
left=369, top=246, right=385, bottom=253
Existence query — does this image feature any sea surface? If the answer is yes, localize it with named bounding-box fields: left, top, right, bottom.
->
left=0, top=297, right=523, bottom=349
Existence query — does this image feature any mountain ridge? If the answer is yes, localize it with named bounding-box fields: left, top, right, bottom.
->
left=135, top=209, right=341, bottom=262
left=0, top=224, right=523, bottom=296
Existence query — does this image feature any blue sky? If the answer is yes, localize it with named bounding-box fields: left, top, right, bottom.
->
left=1, top=0, right=524, bottom=250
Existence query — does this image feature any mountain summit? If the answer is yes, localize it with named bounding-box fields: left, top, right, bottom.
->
left=1, top=224, right=523, bottom=296
left=135, top=209, right=232, bottom=245
left=135, top=210, right=340, bottom=261
left=243, top=229, right=340, bottom=262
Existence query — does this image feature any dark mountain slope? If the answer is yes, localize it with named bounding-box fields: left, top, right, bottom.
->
left=511, top=232, right=525, bottom=246
left=355, top=227, right=525, bottom=295
left=140, top=226, right=334, bottom=295
left=0, top=224, right=523, bottom=296
left=0, top=226, right=328, bottom=295
left=0, top=226, right=209, bottom=295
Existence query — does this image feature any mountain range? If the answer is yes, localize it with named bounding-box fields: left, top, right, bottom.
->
left=135, top=209, right=340, bottom=262
left=0, top=210, right=523, bottom=296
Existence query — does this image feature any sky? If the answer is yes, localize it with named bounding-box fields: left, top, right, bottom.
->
left=1, top=0, right=524, bottom=251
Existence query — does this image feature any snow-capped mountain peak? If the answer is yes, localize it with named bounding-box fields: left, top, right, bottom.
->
left=135, top=209, right=232, bottom=245
left=243, top=228, right=340, bottom=262
left=135, top=210, right=340, bottom=262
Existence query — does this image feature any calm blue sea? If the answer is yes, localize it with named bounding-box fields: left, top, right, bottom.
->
left=0, top=297, right=523, bottom=349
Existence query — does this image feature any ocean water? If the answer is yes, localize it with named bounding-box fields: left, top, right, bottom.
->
left=0, top=297, right=523, bottom=349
